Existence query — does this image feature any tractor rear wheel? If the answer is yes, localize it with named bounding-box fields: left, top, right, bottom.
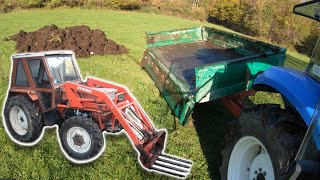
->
left=220, top=104, right=306, bottom=180
left=59, top=116, right=104, bottom=160
left=4, top=95, right=43, bottom=142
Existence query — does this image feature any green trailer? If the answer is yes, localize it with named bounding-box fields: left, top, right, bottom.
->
left=141, top=26, right=286, bottom=125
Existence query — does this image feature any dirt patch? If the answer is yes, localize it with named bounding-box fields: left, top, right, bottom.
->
left=10, top=24, right=128, bottom=58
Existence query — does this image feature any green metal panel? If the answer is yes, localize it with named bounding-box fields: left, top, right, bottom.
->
left=195, top=63, right=227, bottom=102
left=146, top=27, right=203, bottom=48
left=141, top=51, right=195, bottom=125
left=194, top=53, right=286, bottom=102
left=142, top=26, right=286, bottom=125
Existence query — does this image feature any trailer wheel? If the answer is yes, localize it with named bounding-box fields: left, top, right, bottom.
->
left=4, top=95, right=43, bottom=142
left=59, top=116, right=104, bottom=160
left=220, top=104, right=306, bottom=180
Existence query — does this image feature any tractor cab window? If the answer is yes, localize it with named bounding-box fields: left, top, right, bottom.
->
left=46, top=56, right=79, bottom=84
left=27, top=59, right=51, bottom=88
left=294, top=1, right=320, bottom=82
left=15, top=60, right=29, bottom=86
left=306, top=37, right=320, bottom=82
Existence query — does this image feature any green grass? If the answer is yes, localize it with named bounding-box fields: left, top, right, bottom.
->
left=286, top=50, right=310, bottom=71
left=0, top=9, right=311, bottom=180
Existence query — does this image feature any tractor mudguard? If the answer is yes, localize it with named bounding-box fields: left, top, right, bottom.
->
left=253, top=66, right=320, bottom=149
left=9, top=89, right=39, bottom=101
left=254, top=66, right=320, bottom=125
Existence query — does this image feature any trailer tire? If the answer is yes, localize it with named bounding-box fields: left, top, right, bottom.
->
left=59, top=116, right=104, bottom=160
left=220, top=104, right=306, bottom=180
left=4, top=95, right=43, bottom=142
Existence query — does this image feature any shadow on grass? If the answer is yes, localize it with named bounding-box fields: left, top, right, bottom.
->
left=191, top=98, right=256, bottom=179
left=191, top=100, right=234, bottom=179
left=285, top=54, right=308, bottom=71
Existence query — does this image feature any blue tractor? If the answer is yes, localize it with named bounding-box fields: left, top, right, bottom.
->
left=220, top=1, right=320, bottom=179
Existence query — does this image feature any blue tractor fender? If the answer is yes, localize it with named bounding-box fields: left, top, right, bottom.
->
left=253, top=66, right=320, bottom=148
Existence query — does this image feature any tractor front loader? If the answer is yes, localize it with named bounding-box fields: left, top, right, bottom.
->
left=3, top=51, right=192, bottom=179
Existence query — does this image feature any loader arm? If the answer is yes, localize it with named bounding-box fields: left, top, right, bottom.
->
left=59, top=79, right=157, bottom=146
left=86, top=78, right=155, bottom=129
left=58, top=78, right=192, bottom=178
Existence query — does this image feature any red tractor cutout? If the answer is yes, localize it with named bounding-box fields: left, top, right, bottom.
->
left=3, top=51, right=192, bottom=179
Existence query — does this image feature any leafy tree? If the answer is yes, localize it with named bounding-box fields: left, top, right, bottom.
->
left=209, top=0, right=316, bottom=54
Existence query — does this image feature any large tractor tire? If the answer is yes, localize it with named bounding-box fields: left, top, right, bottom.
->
left=4, top=95, right=43, bottom=142
left=220, top=104, right=306, bottom=180
left=59, top=116, right=104, bottom=160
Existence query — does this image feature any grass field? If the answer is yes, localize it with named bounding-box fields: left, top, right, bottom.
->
left=0, top=9, right=310, bottom=179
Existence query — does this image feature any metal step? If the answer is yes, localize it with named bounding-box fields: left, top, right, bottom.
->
left=150, top=153, right=192, bottom=179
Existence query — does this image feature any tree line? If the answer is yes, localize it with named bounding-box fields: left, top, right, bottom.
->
left=208, top=0, right=318, bottom=56
left=0, top=0, right=318, bottom=56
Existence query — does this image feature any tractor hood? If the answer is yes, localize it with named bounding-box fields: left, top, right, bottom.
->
left=284, top=67, right=320, bottom=90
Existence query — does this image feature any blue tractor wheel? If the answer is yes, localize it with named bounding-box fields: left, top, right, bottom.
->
left=220, top=104, right=306, bottom=180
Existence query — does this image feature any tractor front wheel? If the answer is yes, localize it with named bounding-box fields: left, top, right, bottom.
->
left=220, top=104, right=306, bottom=180
left=59, top=116, right=104, bottom=160
left=4, top=95, right=43, bottom=142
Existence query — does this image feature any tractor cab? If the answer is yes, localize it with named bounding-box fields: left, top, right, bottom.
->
left=10, top=51, right=81, bottom=114
left=294, top=1, right=320, bottom=83
left=283, top=1, right=320, bottom=179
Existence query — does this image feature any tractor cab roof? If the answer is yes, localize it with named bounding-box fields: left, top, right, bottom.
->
left=12, top=50, right=74, bottom=59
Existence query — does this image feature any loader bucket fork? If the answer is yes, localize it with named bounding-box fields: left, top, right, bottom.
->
left=136, top=130, right=192, bottom=178
left=136, top=129, right=166, bottom=168
left=61, top=78, right=192, bottom=179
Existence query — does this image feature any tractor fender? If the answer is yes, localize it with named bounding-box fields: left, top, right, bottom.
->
left=26, top=91, right=39, bottom=101
left=253, top=66, right=320, bottom=126
left=9, top=90, right=39, bottom=102
left=8, top=90, right=41, bottom=113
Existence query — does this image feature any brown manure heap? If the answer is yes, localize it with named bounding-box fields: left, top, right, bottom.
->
left=10, top=24, right=128, bottom=58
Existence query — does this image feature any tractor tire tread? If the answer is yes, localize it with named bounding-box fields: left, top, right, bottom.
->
left=220, top=104, right=306, bottom=180
left=4, top=95, right=42, bottom=142
left=59, top=116, right=104, bottom=160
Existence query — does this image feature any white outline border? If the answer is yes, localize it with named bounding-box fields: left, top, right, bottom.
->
left=1, top=51, right=192, bottom=179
